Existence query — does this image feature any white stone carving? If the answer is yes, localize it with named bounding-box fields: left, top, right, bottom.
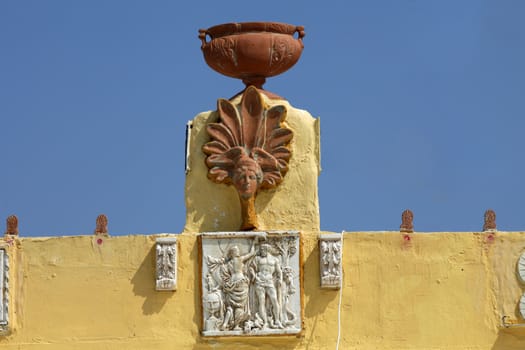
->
left=319, top=234, right=342, bottom=289
left=155, top=237, right=177, bottom=291
left=0, top=249, right=9, bottom=334
left=520, top=293, right=525, bottom=320
left=200, top=231, right=301, bottom=336
left=518, top=252, right=525, bottom=284
left=518, top=251, right=525, bottom=319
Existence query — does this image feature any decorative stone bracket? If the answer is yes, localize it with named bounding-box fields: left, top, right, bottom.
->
left=155, top=237, right=177, bottom=291
left=319, top=234, right=342, bottom=289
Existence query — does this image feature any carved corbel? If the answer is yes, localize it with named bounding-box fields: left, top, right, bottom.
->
left=319, top=234, right=342, bottom=289
left=155, top=237, right=177, bottom=291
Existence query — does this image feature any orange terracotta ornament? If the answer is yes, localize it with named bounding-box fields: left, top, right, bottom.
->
left=203, top=86, right=293, bottom=230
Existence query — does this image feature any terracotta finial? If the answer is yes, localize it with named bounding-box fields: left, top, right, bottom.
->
left=94, top=214, right=108, bottom=235
left=400, top=209, right=414, bottom=233
left=199, top=22, right=305, bottom=99
left=483, top=209, right=496, bottom=231
left=5, top=215, right=19, bottom=236
left=203, top=86, right=293, bottom=231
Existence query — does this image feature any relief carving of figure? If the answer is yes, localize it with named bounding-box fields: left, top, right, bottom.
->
left=203, top=86, right=293, bottom=230
left=203, top=274, right=223, bottom=331
left=207, top=242, right=256, bottom=331
left=202, top=234, right=300, bottom=335
left=252, top=243, right=283, bottom=329
left=281, top=266, right=297, bottom=326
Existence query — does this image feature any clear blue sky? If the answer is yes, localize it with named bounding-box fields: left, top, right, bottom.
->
left=1, top=1, right=524, bottom=236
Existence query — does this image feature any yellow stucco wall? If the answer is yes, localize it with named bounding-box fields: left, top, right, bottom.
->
left=1, top=231, right=525, bottom=349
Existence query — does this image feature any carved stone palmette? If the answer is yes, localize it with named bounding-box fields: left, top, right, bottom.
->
left=319, top=234, right=342, bottom=289
left=200, top=231, right=301, bottom=336
left=155, top=238, right=177, bottom=291
left=0, top=249, right=9, bottom=334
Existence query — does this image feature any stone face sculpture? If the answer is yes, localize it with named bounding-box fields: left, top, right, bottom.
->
left=483, top=209, right=496, bottom=231
left=5, top=215, right=18, bottom=236
left=200, top=231, right=301, bottom=336
left=203, top=87, right=293, bottom=230
left=155, top=238, right=177, bottom=291
left=319, top=234, right=342, bottom=289
left=400, top=209, right=414, bottom=233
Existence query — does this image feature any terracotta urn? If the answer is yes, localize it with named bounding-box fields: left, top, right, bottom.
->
left=199, top=22, right=305, bottom=98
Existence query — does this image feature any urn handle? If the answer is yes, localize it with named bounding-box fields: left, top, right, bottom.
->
left=198, top=29, right=211, bottom=48
left=295, top=26, right=305, bottom=41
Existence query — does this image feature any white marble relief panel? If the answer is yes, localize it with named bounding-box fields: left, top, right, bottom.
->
left=319, top=234, right=342, bottom=289
left=0, top=249, right=9, bottom=334
left=156, top=237, right=177, bottom=291
left=200, top=231, right=301, bottom=336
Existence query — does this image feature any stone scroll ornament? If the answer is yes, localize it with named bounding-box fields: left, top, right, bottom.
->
left=203, top=86, right=293, bottom=230
left=200, top=231, right=301, bottom=336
